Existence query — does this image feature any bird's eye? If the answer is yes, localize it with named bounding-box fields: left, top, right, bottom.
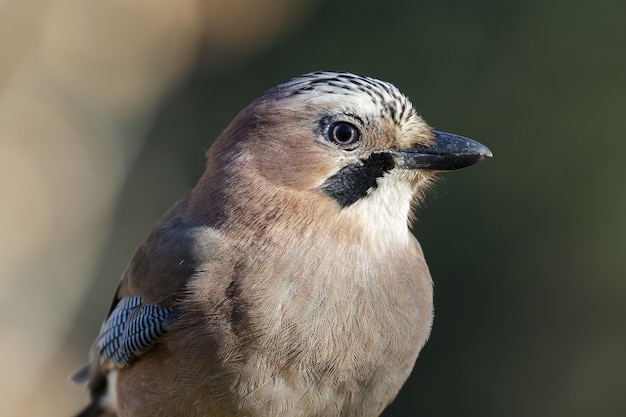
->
left=329, top=122, right=360, bottom=147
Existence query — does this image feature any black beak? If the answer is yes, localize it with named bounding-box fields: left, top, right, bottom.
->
left=391, top=131, right=493, bottom=171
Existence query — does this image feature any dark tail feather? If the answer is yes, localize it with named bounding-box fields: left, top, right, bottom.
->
left=71, top=363, right=115, bottom=417
left=74, top=401, right=116, bottom=417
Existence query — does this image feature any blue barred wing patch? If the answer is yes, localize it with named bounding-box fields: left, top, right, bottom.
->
left=95, top=296, right=176, bottom=368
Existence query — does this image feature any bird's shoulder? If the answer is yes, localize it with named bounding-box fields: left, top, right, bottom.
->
left=82, top=198, right=226, bottom=373
left=116, top=197, right=223, bottom=306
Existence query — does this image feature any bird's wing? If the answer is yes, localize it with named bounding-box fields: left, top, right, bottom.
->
left=94, top=295, right=177, bottom=368
left=73, top=197, right=219, bottom=378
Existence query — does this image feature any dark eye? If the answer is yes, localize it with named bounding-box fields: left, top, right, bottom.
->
left=329, top=122, right=360, bottom=147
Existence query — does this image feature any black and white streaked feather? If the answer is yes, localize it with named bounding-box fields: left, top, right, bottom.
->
left=270, top=70, right=416, bottom=125
left=95, top=296, right=177, bottom=368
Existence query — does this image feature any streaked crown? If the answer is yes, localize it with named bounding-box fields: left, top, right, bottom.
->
left=265, top=71, right=417, bottom=127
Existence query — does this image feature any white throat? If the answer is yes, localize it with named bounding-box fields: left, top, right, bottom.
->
left=341, top=170, right=420, bottom=251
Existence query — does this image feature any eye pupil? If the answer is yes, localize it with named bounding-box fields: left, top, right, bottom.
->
left=330, top=122, right=360, bottom=146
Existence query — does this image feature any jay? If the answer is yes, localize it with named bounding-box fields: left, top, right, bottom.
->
left=73, top=71, right=491, bottom=417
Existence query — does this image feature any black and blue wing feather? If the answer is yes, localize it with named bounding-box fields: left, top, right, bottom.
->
left=95, top=296, right=176, bottom=368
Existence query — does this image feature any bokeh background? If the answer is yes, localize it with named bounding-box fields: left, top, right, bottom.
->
left=2, top=0, right=625, bottom=416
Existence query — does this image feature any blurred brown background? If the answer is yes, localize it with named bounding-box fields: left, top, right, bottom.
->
left=2, top=0, right=625, bottom=416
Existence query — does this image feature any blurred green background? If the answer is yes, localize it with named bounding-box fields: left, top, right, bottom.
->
left=2, top=0, right=625, bottom=416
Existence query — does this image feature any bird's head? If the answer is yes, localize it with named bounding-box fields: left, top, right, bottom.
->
left=191, top=71, right=491, bottom=242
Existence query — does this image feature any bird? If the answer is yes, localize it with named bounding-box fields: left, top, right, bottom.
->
left=72, top=70, right=492, bottom=417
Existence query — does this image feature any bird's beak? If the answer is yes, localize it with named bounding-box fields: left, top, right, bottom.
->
left=390, top=131, right=493, bottom=171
